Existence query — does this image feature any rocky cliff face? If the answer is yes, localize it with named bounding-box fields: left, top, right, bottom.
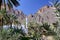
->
left=0, top=4, right=26, bottom=24
left=28, top=6, right=58, bottom=24
left=0, top=4, right=58, bottom=24
left=10, top=9, right=26, bottom=24
left=15, top=10, right=26, bottom=24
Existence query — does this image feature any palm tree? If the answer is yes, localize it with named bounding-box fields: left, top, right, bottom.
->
left=0, top=8, right=18, bottom=29
left=0, top=0, right=20, bottom=25
left=49, top=0, right=60, bottom=14
left=49, top=0, right=60, bottom=8
left=49, top=0, right=60, bottom=39
left=0, top=0, right=20, bottom=28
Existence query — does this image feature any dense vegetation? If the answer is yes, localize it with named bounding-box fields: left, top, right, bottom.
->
left=0, top=21, right=59, bottom=40
left=0, top=0, right=60, bottom=40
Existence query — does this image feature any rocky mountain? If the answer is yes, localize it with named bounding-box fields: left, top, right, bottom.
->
left=28, top=6, right=58, bottom=24
left=0, top=4, right=58, bottom=24
left=14, top=10, right=26, bottom=23
left=0, top=4, right=26, bottom=24
left=10, top=10, right=26, bottom=24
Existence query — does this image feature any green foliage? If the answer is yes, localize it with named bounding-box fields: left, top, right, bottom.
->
left=50, top=0, right=60, bottom=17
left=28, top=22, right=41, bottom=40
left=0, top=28, right=23, bottom=40
left=0, top=21, right=59, bottom=40
left=41, top=23, right=50, bottom=31
left=0, top=9, right=19, bottom=26
left=28, top=22, right=54, bottom=40
left=51, top=21, right=60, bottom=40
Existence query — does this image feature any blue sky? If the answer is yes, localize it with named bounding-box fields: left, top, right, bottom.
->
left=14, top=0, right=52, bottom=15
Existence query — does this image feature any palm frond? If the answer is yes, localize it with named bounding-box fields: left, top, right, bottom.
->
left=7, top=0, right=13, bottom=8
left=54, top=0, right=59, bottom=6
left=56, top=3, right=60, bottom=8
left=0, top=0, right=20, bottom=9
left=10, top=0, right=20, bottom=7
